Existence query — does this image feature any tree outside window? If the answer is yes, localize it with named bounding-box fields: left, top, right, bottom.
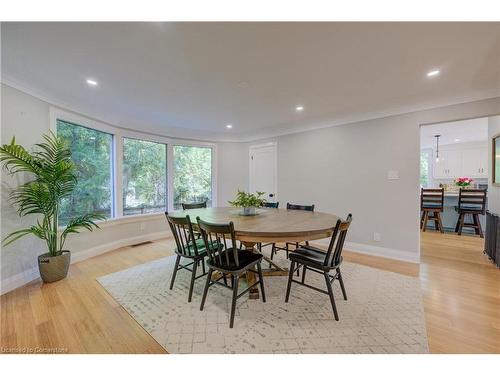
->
left=173, top=145, right=212, bottom=209
left=57, top=120, right=113, bottom=225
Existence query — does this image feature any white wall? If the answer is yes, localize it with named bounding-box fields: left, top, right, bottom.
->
left=2, top=81, right=499, bottom=293
left=217, top=142, right=248, bottom=206
left=488, top=116, right=500, bottom=215
left=0, top=84, right=246, bottom=294
left=250, top=98, right=500, bottom=263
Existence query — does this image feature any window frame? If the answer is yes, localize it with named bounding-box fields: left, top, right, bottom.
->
left=171, top=142, right=218, bottom=210
left=420, top=147, right=434, bottom=188
left=50, top=108, right=217, bottom=225
left=122, top=135, right=168, bottom=216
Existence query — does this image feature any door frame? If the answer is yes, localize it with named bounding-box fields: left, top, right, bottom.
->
left=249, top=142, right=278, bottom=202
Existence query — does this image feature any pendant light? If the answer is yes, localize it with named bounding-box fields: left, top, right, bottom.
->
left=435, top=135, right=441, bottom=162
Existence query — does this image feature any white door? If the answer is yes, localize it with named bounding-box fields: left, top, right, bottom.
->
left=249, top=143, right=277, bottom=202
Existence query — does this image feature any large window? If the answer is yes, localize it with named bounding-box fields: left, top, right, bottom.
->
left=123, top=138, right=167, bottom=215
left=420, top=149, right=432, bottom=187
left=57, top=119, right=114, bottom=225
left=173, top=145, right=213, bottom=209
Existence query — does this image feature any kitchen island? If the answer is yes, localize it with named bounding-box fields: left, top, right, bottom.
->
left=423, top=191, right=487, bottom=233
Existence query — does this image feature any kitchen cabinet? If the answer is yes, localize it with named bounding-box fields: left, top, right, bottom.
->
left=461, top=148, right=488, bottom=178
left=434, top=149, right=461, bottom=178
left=433, top=146, right=488, bottom=179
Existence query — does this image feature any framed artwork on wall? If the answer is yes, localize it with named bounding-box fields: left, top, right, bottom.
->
left=494, top=134, right=500, bottom=186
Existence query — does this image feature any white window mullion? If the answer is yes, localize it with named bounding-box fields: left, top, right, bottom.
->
left=114, top=133, right=124, bottom=218
left=167, top=143, right=174, bottom=212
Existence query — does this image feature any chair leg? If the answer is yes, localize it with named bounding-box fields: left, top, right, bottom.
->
left=229, top=275, right=240, bottom=328
left=256, top=262, right=266, bottom=303
left=301, top=265, right=307, bottom=284
left=187, top=259, right=198, bottom=303
left=455, top=215, right=461, bottom=232
left=420, top=211, right=425, bottom=229
left=436, top=212, right=444, bottom=233
left=201, top=258, right=206, bottom=275
left=169, top=255, right=181, bottom=290
left=458, top=213, right=465, bottom=236
left=433, top=213, right=439, bottom=231
left=324, top=272, right=339, bottom=321
left=200, top=268, right=213, bottom=311
left=475, top=214, right=484, bottom=238
left=337, top=269, right=347, bottom=300
left=270, top=244, right=275, bottom=260
left=285, top=261, right=295, bottom=303
left=257, top=243, right=262, bottom=252
left=422, top=211, right=429, bottom=232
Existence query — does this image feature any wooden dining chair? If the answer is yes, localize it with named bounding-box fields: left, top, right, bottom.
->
left=197, top=217, right=266, bottom=328
left=256, top=202, right=279, bottom=253
left=285, top=214, right=352, bottom=321
left=271, top=203, right=315, bottom=260
left=165, top=212, right=212, bottom=302
left=420, top=188, right=444, bottom=233
left=182, top=201, right=207, bottom=210
left=454, top=188, right=487, bottom=238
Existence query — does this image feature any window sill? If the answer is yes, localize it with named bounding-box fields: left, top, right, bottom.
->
left=57, top=212, right=165, bottom=231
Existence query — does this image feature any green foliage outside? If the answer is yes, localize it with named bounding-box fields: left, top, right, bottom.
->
left=123, top=138, right=167, bottom=215
left=173, top=145, right=212, bottom=209
left=0, top=132, right=103, bottom=256
left=57, top=120, right=113, bottom=225
left=420, top=150, right=429, bottom=187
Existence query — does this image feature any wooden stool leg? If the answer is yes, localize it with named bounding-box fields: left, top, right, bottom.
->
left=437, top=212, right=444, bottom=233
left=457, top=213, right=465, bottom=236
left=432, top=212, right=439, bottom=231
left=472, top=214, right=480, bottom=235
left=422, top=211, right=429, bottom=232
left=475, top=214, right=484, bottom=238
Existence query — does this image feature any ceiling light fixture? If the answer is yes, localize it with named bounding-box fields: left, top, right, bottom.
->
left=86, top=79, right=98, bottom=86
left=295, top=105, right=304, bottom=112
left=427, top=69, right=440, bottom=78
left=435, top=135, right=441, bottom=162
left=454, top=138, right=461, bottom=142
left=226, top=124, right=233, bottom=129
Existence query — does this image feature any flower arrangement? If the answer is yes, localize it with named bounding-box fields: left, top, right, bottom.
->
left=228, top=190, right=266, bottom=216
left=455, top=177, right=473, bottom=188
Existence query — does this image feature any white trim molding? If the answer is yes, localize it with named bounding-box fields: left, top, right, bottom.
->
left=311, top=238, right=420, bottom=264
left=0, top=231, right=172, bottom=295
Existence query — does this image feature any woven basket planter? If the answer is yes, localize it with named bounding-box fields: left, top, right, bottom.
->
left=38, top=250, right=71, bottom=283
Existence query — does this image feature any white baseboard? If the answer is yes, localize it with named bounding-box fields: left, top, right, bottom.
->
left=311, top=239, right=420, bottom=264
left=0, top=230, right=171, bottom=295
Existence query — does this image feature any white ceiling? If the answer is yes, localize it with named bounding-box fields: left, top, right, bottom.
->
left=2, top=22, right=500, bottom=142
left=420, top=117, right=489, bottom=148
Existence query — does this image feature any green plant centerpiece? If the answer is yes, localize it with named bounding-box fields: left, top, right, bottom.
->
left=0, top=132, right=104, bottom=283
left=228, top=190, right=266, bottom=216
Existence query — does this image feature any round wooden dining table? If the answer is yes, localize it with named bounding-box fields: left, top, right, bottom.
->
left=168, top=207, right=341, bottom=299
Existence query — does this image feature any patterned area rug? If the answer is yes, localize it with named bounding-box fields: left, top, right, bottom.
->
left=97, top=253, right=428, bottom=354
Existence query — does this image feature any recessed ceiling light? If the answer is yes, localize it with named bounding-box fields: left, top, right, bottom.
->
left=454, top=138, right=461, bottom=142
left=426, top=70, right=440, bottom=78
left=295, top=105, right=304, bottom=112
left=226, top=124, right=233, bottom=129
left=86, top=79, right=98, bottom=86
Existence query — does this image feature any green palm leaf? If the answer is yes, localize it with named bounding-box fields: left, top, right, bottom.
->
left=1, top=132, right=105, bottom=256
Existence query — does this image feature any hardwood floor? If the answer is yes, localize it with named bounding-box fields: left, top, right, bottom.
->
left=1, top=232, right=499, bottom=353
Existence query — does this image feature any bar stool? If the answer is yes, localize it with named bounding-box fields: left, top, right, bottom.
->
left=420, top=188, right=444, bottom=233
left=454, top=188, right=487, bottom=238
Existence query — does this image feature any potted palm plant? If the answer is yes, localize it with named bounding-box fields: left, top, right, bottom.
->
left=228, top=190, right=266, bottom=216
left=0, top=132, right=104, bottom=283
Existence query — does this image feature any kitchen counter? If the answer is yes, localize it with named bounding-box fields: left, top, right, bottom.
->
left=423, top=192, right=486, bottom=233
